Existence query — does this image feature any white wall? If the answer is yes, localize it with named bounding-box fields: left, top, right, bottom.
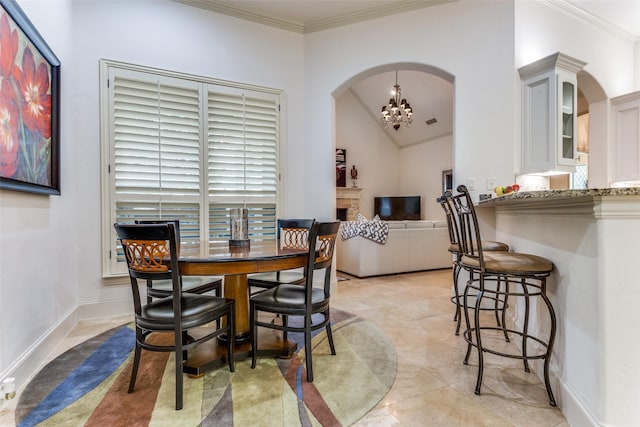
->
left=399, top=136, right=453, bottom=220
left=0, top=0, right=77, bottom=389
left=0, top=0, right=305, bottom=387
left=304, top=0, right=517, bottom=216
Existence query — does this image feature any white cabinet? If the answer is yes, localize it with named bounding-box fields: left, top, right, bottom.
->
left=519, top=52, right=586, bottom=174
left=611, top=91, right=640, bottom=185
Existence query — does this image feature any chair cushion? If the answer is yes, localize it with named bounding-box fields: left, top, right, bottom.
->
left=251, top=284, right=326, bottom=307
left=461, top=251, right=553, bottom=274
left=137, top=294, right=232, bottom=330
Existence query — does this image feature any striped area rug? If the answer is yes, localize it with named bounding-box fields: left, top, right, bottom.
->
left=15, top=309, right=396, bottom=426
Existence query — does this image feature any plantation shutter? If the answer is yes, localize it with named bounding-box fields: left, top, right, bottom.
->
left=207, top=88, right=278, bottom=242
left=111, top=69, right=202, bottom=256
left=102, top=61, right=283, bottom=276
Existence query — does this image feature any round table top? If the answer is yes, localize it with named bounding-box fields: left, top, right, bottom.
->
left=178, top=240, right=308, bottom=276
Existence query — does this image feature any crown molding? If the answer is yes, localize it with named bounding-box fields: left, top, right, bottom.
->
left=172, top=0, right=456, bottom=34
left=172, top=0, right=304, bottom=32
left=303, top=0, right=455, bottom=34
left=540, top=0, right=639, bottom=43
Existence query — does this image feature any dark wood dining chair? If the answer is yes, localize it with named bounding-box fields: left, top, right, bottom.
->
left=135, top=219, right=222, bottom=303
left=250, top=221, right=340, bottom=382
left=247, top=218, right=314, bottom=293
left=114, top=222, right=235, bottom=410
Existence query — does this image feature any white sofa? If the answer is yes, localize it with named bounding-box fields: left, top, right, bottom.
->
left=336, top=220, right=452, bottom=278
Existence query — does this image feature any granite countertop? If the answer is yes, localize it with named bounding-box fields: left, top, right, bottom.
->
left=478, top=187, right=640, bottom=207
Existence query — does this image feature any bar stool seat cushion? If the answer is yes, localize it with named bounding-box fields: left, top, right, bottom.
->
left=462, top=251, right=553, bottom=274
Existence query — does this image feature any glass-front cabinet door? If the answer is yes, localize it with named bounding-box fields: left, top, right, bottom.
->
left=560, top=78, right=576, bottom=165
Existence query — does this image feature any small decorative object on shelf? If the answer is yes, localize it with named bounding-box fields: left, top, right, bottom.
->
left=229, top=207, right=250, bottom=248
left=351, top=165, right=358, bottom=188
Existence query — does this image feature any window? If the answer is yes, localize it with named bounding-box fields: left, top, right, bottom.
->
left=100, top=61, right=281, bottom=277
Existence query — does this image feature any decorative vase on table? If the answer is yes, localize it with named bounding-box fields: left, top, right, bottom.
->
left=229, top=207, right=250, bottom=248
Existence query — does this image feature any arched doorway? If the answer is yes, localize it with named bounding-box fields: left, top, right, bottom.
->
left=332, top=63, right=455, bottom=221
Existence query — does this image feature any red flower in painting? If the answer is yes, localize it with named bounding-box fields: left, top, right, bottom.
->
left=16, top=47, right=51, bottom=138
left=0, top=80, right=20, bottom=177
left=0, top=13, right=19, bottom=78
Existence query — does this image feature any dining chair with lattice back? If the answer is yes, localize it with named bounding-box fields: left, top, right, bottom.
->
left=114, top=222, right=235, bottom=410
left=135, top=220, right=222, bottom=303
left=250, top=221, right=340, bottom=382
left=247, top=218, right=314, bottom=293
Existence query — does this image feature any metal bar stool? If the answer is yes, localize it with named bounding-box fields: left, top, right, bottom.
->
left=437, top=193, right=510, bottom=335
left=451, top=185, right=557, bottom=406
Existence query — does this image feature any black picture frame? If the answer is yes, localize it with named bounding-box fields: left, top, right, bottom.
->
left=336, top=148, right=346, bottom=188
left=0, top=0, right=60, bottom=195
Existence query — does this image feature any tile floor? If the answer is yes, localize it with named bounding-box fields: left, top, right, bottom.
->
left=333, top=269, right=568, bottom=427
left=1, top=269, right=568, bottom=426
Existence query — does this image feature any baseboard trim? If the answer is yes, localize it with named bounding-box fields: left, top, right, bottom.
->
left=557, top=375, right=599, bottom=427
left=1, top=298, right=133, bottom=399
left=77, top=298, right=132, bottom=320
left=0, top=308, right=78, bottom=397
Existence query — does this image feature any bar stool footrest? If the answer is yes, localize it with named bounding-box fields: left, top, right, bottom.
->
left=450, top=295, right=508, bottom=312
left=463, top=326, right=550, bottom=360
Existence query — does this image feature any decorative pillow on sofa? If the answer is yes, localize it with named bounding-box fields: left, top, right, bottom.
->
left=340, top=220, right=361, bottom=240
left=341, top=214, right=389, bottom=244
left=357, top=214, right=389, bottom=244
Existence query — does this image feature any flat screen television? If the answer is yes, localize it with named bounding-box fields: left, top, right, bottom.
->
left=374, top=196, right=421, bottom=220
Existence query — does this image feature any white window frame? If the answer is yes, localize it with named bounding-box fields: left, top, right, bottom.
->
left=99, top=59, right=284, bottom=278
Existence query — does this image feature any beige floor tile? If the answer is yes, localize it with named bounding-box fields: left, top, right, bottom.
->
left=386, top=386, right=515, bottom=427
left=4, top=270, right=568, bottom=427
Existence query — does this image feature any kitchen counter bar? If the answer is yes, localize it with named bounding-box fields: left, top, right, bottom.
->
left=479, top=187, right=640, bottom=206
left=476, top=187, right=640, bottom=427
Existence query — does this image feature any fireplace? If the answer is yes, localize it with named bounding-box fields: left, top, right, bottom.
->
left=336, top=187, right=362, bottom=221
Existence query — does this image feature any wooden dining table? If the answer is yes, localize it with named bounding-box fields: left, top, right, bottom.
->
left=178, top=240, right=308, bottom=376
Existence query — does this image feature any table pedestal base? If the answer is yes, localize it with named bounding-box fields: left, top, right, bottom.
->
left=182, top=326, right=297, bottom=376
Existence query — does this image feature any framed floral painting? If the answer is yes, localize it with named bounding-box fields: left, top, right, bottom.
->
left=0, top=0, right=60, bottom=195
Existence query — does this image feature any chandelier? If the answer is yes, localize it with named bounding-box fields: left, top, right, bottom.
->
left=380, top=71, right=413, bottom=131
